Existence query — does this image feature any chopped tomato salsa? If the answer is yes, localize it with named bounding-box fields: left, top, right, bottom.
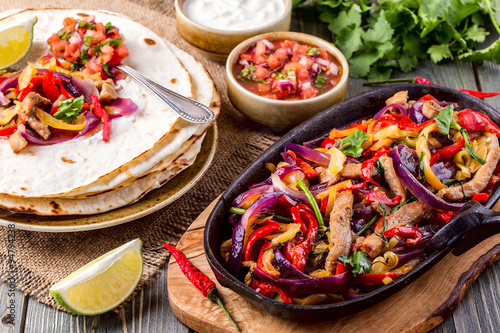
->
left=233, top=39, right=342, bottom=100
left=46, top=16, right=129, bottom=78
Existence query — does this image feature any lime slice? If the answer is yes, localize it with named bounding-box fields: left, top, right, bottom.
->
left=0, top=16, right=37, bottom=70
left=50, top=239, right=143, bottom=315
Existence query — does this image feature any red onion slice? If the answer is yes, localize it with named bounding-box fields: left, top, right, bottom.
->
left=373, top=103, right=409, bottom=119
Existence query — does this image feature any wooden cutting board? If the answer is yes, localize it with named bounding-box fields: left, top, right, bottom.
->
left=167, top=198, right=500, bottom=333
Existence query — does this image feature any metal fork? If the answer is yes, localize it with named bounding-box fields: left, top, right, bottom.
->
left=117, top=65, right=215, bottom=124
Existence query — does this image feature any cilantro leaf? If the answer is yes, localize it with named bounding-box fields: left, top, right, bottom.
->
left=328, top=4, right=362, bottom=35
left=335, top=23, right=363, bottom=59
left=427, top=44, right=453, bottom=63
left=338, top=249, right=371, bottom=276
left=337, top=129, right=368, bottom=157
left=464, top=25, right=489, bottom=43
left=363, top=11, right=393, bottom=44
left=54, top=96, right=84, bottom=123
left=435, top=104, right=454, bottom=136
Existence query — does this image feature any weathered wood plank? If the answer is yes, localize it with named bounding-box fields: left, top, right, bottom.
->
left=0, top=286, right=26, bottom=333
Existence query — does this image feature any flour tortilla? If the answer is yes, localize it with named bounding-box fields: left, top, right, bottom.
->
left=0, top=9, right=194, bottom=197
left=0, top=39, right=220, bottom=215
left=50, top=39, right=220, bottom=198
left=0, top=136, right=202, bottom=215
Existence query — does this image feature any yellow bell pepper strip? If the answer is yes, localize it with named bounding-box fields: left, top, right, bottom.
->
left=18, top=62, right=38, bottom=90
left=36, top=108, right=86, bottom=131
left=415, top=123, right=445, bottom=190
left=325, top=146, right=346, bottom=175
left=296, top=179, right=324, bottom=227
left=257, top=224, right=301, bottom=277
left=0, top=102, right=20, bottom=126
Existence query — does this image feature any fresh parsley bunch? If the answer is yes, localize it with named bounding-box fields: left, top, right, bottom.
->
left=294, top=0, right=500, bottom=80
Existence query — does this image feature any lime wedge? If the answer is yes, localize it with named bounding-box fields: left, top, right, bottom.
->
left=50, top=239, right=143, bottom=315
left=0, top=16, right=37, bottom=70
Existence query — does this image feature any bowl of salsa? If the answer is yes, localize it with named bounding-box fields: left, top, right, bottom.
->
left=226, top=32, right=349, bottom=129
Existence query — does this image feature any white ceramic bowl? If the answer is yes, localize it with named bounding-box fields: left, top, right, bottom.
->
left=226, top=31, right=349, bottom=129
left=175, top=0, right=292, bottom=62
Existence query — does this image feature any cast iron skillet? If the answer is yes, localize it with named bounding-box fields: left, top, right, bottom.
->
left=204, top=84, right=500, bottom=320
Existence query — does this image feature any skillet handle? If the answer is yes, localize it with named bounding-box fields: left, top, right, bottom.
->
left=425, top=201, right=500, bottom=256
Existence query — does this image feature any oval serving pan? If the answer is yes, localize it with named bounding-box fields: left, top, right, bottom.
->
left=204, top=84, right=500, bottom=320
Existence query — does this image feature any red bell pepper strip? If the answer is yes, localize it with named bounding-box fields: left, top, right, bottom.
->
left=53, top=78, right=73, bottom=99
left=163, top=244, right=240, bottom=330
left=290, top=206, right=308, bottom=234
left=320, top=137, right=336, bottom=149
left=42, top=70, right=61, bottom=102
left=19, top=76, right=44, bottom=102
left=364, top=192, right=401, bottom=207
left=436, top=211, right=456, bottom=223
left=360, top=147, right=391, bottom=187
left=50, top=106, right=59, bottom=115
left=320, top=196, right=328, bottom=213
left=354, top=273, right=399, bottom=285
left=458, top=89, right=500, bottom=99
left=430, top=136, right=464, bottom=166
left=278, top=195, right=295, bottom=210
left=338, top=181, right=368, bottom=192
left=0, top=123, right=18, bottom=136
left=288, top=209, right=318, bottom=272
left=336, top=261, right=347, bottom=275
left=458, top=109, right=500, bottom=137
left=418, top=94, right=438, bottom=101
left=244, top=221, right=281, bottom=261
left=89, top=94, right=111, bottom=142
left=254, top=281, right=293, bottom=303
left=372, top=114, right=435, bottom=133
left=287, top=150, right=319, bottom=178
left=472, top=193, right=489, bottom=203
left=383, top=226, right=423, bottom=246
left=295, top=203, right=315, bottom=216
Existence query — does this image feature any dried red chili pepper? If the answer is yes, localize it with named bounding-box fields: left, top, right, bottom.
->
left=164, top=243, right=240, bottom=331
left=89, top=94, right=111, bottom=142
left=429, top=136, right=464, bottom=166
left=415, top=77, right=432, bottom=84
left=383, top=226, right=423, bottom=246
left=458, top=109, right=500, bottom=137
left=458, top=89, right=500, bottom=99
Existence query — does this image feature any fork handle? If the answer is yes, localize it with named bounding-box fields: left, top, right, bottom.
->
left=117, top=65, right=215, bottom=124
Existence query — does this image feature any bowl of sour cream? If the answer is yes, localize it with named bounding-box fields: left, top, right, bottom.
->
left=175, top=0, right=292, bottom=61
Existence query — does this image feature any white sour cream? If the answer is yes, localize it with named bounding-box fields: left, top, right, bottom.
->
left=182, top=0, right=286, bottom=31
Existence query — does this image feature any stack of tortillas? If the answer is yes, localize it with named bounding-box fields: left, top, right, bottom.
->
left=0, top=9, right=220, bottom=215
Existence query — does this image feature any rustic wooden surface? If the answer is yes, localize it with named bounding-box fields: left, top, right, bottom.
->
left=1, top=4, right=500, bottom=333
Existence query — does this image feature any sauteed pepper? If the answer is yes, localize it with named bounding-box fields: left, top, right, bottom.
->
left=365, top=192, right=401, bottom=207
left=383, top=226, right=423, bottom=246
left=458, top=109, right=500, bottom=137
left=429, top=136, right=464, bottom=166
left=164, top=244, right=240, bottom=331
left=89, top=94, right=111, bottom=142
left=360, top=147, right=391, bottom=187
left=288, top=209, right=318, bottom=272
left=244, top=221, right=281, bottom=261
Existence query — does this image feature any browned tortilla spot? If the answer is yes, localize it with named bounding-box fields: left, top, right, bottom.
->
left=77, top=13, right=89, bottom=17
left=210, top=100, right=221, bottom=109
left=61, top=157, right=76, bottom=164
left=2, top=205, right=37, bottom=214
left=171, top=129, right=180, bottom=134
left=20, top=187, right=27, bottom=191
left=170, top=78, right=177, bottom=84
left=49, top=201, right=61, bottom=210
left=144, top=38, right=156, bottom=45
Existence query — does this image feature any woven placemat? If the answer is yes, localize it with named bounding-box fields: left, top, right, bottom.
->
left=0, top=0, right=280, bottom=311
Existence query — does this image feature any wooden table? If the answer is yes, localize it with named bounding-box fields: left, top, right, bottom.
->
left=2, top=5, right=500, bottom=333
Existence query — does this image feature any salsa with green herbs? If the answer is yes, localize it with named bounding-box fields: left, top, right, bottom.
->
left=46, top=16, right=129, bottom=79
left=233, top=39, right=342, bottom=100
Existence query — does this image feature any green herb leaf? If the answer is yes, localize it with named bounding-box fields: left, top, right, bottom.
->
left=53, top=96, right=84, bottom=123
left=307, top=47, right=321, bottom=56
left=435, top=104, right=454, bottom=136
left=105, top=22, right=116, bottom=31
left=338, top=129, right=368, bottom=157
left=339, top=249, right=371, bottom=276
left=277, top=73, right=287, bottom=79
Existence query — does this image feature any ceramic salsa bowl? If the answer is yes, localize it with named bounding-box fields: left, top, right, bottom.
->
left=226, top=31, right=349, bottom=130
left=204, top=84, right=500, bottom=320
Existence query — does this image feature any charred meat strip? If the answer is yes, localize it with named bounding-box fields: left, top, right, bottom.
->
left=361, top=201, right=433, bottom=258
left=379, top=155, right=407, bottom=201
left=325, top=191, right=354, bottom=273
left=20, top=92, right=52, bottom=139
left=9, top=131, right=28, bottom=154
left=421, top=100, right=443, bottom=119
left=438, top=147, right=500, bottom=200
